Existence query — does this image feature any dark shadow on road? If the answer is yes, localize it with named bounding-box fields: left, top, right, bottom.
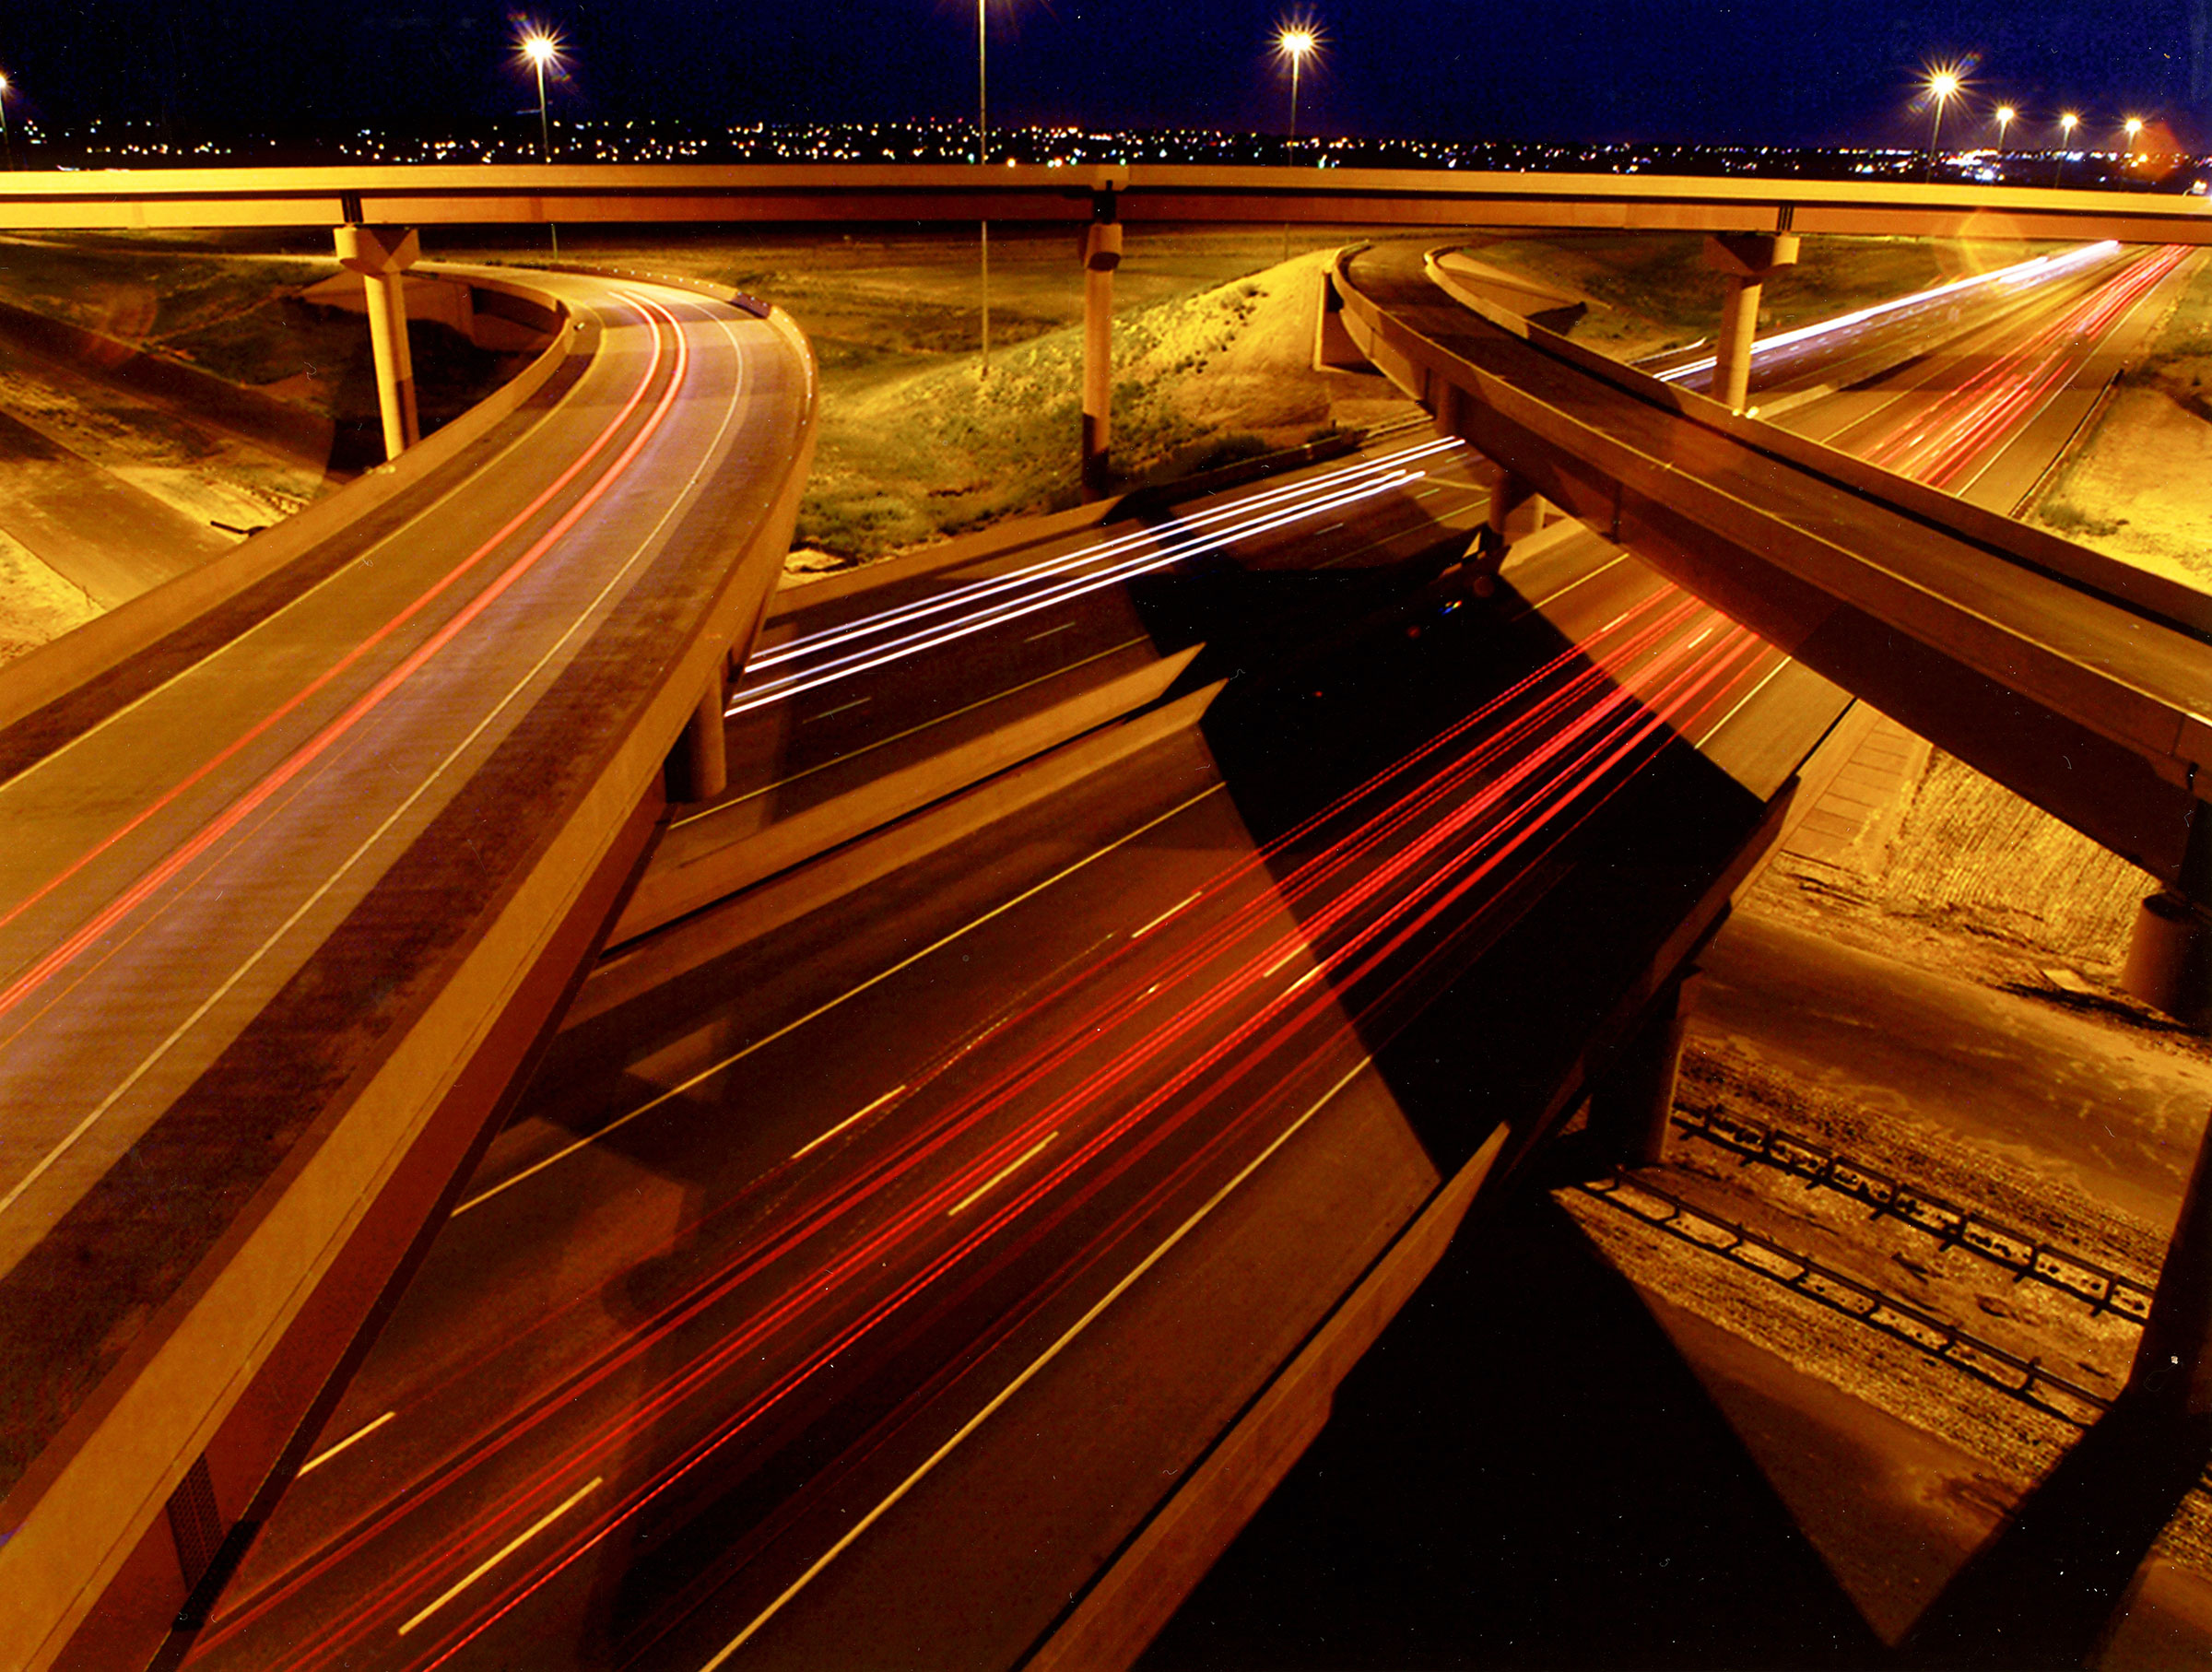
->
left=1898, top=1393, right=2212, bottom=1669
left=1139, top=1179, right=1888, bottom=1669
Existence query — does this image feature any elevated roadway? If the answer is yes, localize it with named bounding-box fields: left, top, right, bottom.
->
left=3, top=162, right=2212, bottom=247
left=1330, top=239, right=2212, bottom=933
left=171, top=246, right=2189, bottom=1667
left=1, top=164, right=2208, bottom=1658
left=0, top=265, right=816, bottom=1669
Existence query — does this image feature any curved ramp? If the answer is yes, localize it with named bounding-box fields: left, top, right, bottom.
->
left=1331, top=241, right=2211, bottom=898
left=0, top=267, right=816, bottom=1668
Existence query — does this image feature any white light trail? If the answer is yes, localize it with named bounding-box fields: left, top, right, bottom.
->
left=1658, top=241, right=2122, bottom=385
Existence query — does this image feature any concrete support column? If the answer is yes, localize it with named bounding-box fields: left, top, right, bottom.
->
left=1459, top=470, right=1549, bottom=598
left=1488, top=470, right=1549, bottom=545
left=2133, top=1104, right=2212, bottom=1413
left=335, top=224, right=422, bottom=461
left=1704, top=231, right=1799, bottom=416
left=1590, top=967, right=1703, bottom=1169
left=1081, top=216, right=1124, bottom=501
left=679, top=665, right=728, bottom=805
left=1715, top=276, right=1762, bottom=414
left=2123, top=890, right=2212, bottom=1029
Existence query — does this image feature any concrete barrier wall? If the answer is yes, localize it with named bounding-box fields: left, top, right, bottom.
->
left=615, top=646, right=1201, bottom=943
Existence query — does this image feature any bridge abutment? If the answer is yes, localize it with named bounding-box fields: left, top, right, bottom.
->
left=1705, top=231, right=1799, bottom=414
left=334, top=224, right=422, bottom=460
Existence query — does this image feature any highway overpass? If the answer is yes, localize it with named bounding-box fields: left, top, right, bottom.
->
left=1326, top=241, right=2211, bottom=1003
left=0, top=163, right=2207, bottom=1664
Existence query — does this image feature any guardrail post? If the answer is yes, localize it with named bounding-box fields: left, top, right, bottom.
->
left=1081, top=196, right=1124, bottom=501
left=1704, top=231, right=1799, bottom=414
left=334, top=225, right=423, bottom=461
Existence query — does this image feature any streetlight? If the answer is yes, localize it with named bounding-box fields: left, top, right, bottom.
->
left=2054, top=111, right=2078, bottom=186
left=517, top=29, right=562, bottom=254
left=1277, top=24, right=1319, bottom=159
left=1923, top=67, right=1961, bottom=183
left=977, top=0, right=992, bottom=379
left=1994, top=104, right=2015, bottom=151
left=2125, top=114, right=2145, bottom=159
left=1274, top=21, right=1322, bottom=260
left=0, top=74, right=12, bottom=173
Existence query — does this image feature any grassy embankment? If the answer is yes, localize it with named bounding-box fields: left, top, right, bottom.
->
left=468, top=226, right=1412, bottom=567
left=492, top=227, right=2056, bottom=571
left=2031, top=248, right=2212, bottom=592
left=0, top=230, right=512, bottom=442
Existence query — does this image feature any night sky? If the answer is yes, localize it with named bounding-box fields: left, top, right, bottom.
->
left=6, top=1, right=2208, bottom=151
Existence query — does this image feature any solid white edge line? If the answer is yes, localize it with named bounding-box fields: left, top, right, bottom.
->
left=698, top=1053, right=1378, bottom=1670
left=1692, top=656, right=1796, bottom=750
left=296, top=1409, right=395, bottom=1478
left=397, top=1475, right=603, bottom=1637
left=792, top=1085, right=907, bottom=1162
left=452, top=783, right=1227, bottom=1217
left=946, top=1130, right=1060, bottom=1219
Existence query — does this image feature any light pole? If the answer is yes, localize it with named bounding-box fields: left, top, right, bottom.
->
left=1994, top=103, right=2014, bottom=153
left=977, top=0, right=991, bottom=380
left=2125, top=115, right=2145, bottom=180
left=1923, top=68, right=1960, bottom=183
left=0, top=74, right=13, bottom=173
left=1277, top=25, right=1317, bottom=159
left=520, top=30, right=561, bottom=255
left=2055, top=111, right=2078, bottom=185
left=1275, top=23, right=1320, bottom=260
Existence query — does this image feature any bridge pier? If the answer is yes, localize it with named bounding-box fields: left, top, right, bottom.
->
left=677, top=665, right=729, bottom=804
left=1081, top=206, right=1124, bottom=501
left=1588, top=965, right=1703, bottom=1168
left=2122, top=886, right=2212, bottom=1030
left=334, top=225, right=422, bottom=460
left=1705, top=231, right=1799, bottom=415
left=1458, top=471, right=1551, bottom=597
